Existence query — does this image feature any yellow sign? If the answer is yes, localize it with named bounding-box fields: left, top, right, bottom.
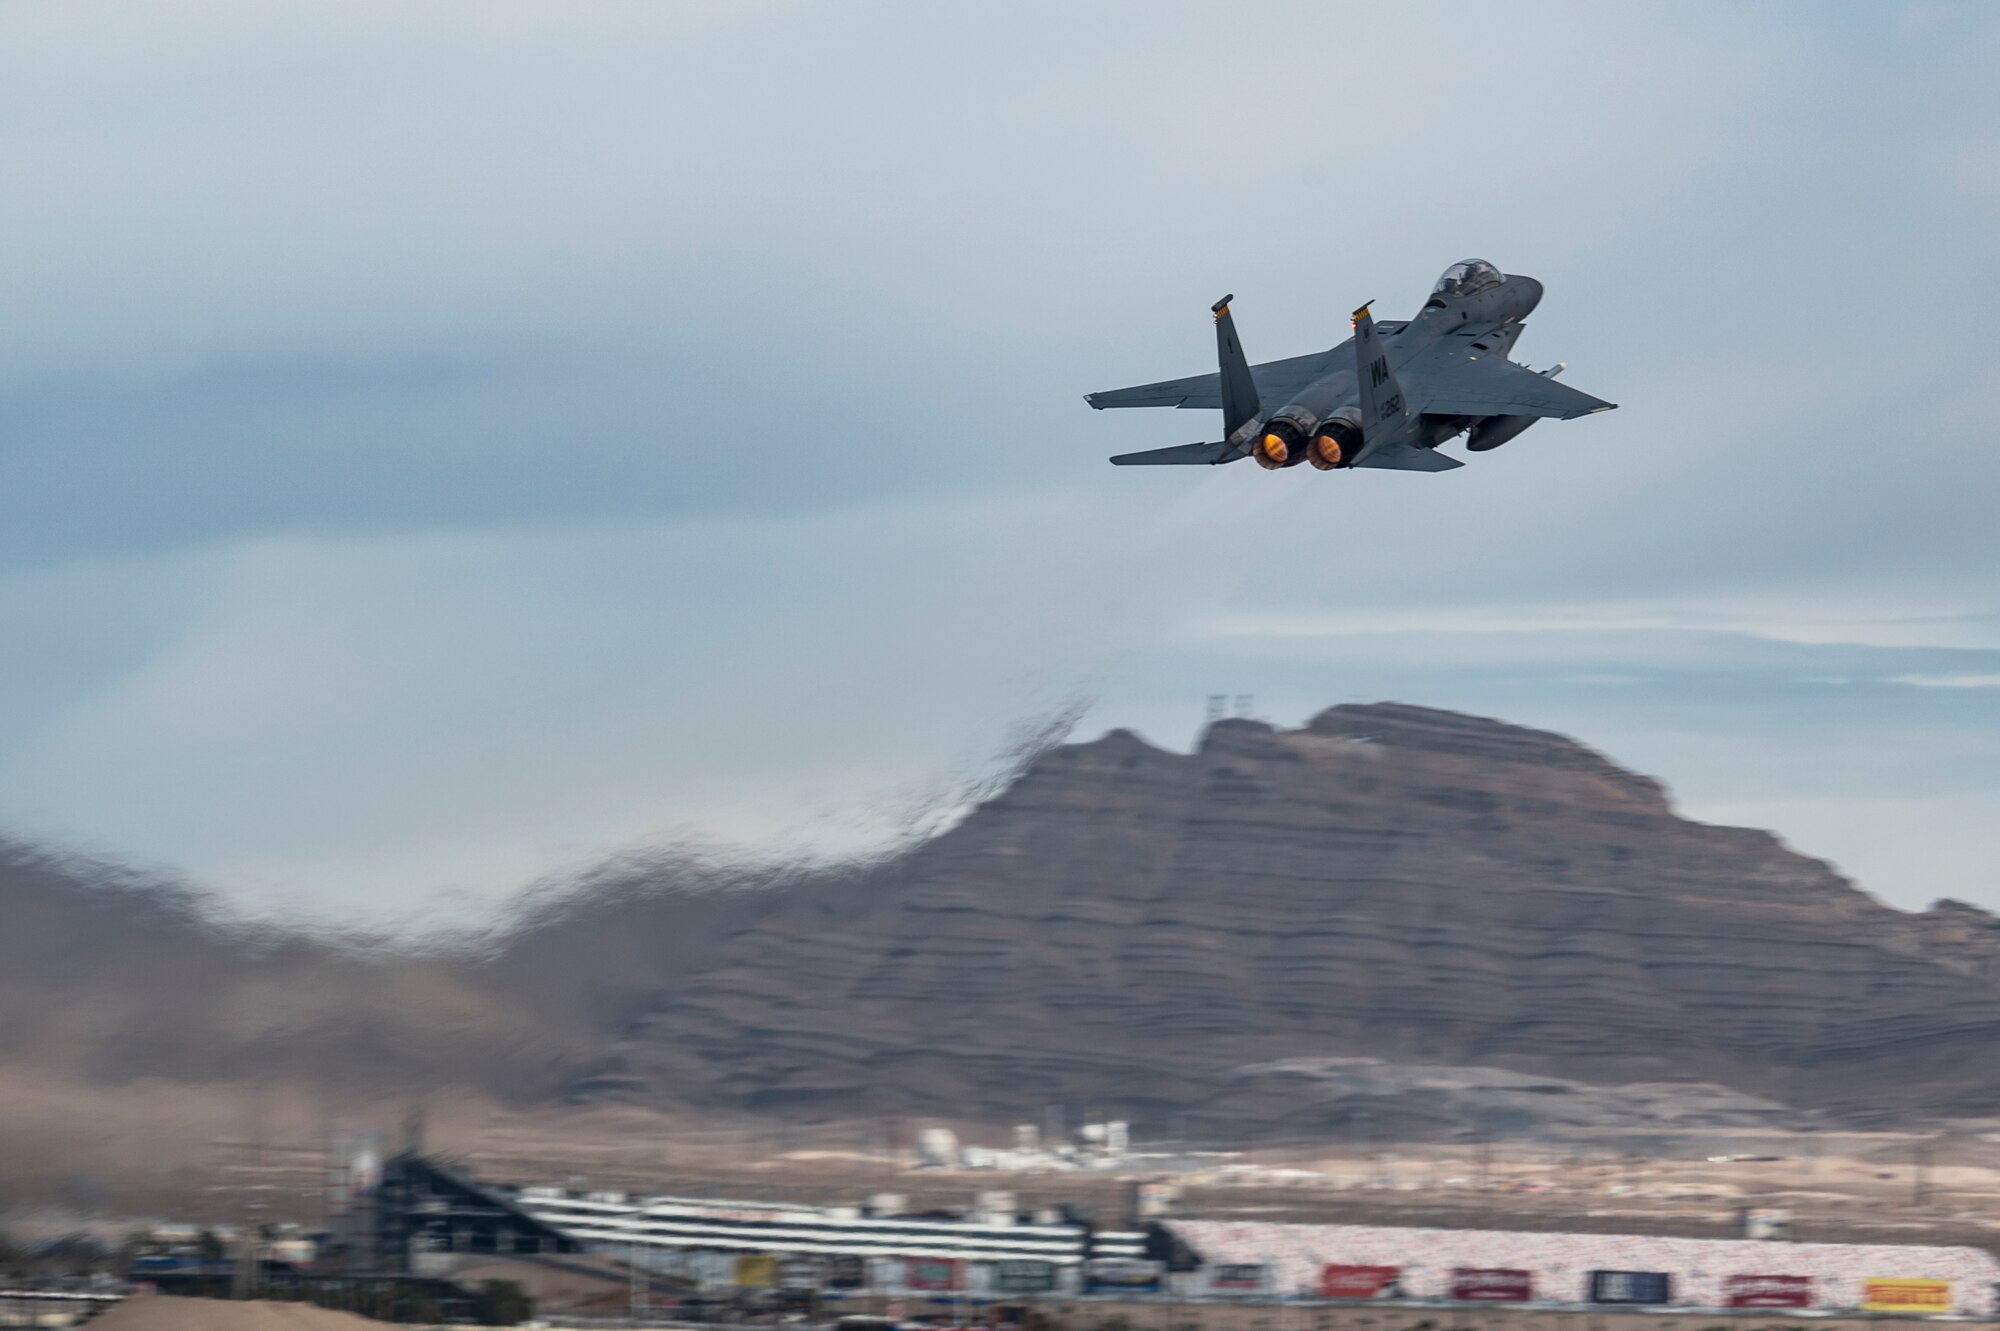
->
left=735, top=1255, right=778, bottom=1288
left=1862, top=1279, right=1951, bottom=1313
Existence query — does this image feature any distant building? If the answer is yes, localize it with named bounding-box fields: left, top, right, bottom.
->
left=512, top=1187, right=1145, bottom=1269
left=341, top=1152, right=1146, bottom=1293
left=336, top=1152, right=584, bottom=1274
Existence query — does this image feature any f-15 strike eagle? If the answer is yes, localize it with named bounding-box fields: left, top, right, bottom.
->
left=1087, top=260, right=1615, bottom=472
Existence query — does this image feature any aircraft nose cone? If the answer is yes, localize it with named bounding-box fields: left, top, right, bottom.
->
left=1506, top=274, right=1544, bottom=316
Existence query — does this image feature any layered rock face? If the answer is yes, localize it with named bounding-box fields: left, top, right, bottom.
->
left=581, top=704, right=2000, bottom=1129
left=7, top=703, right=1997, bottom=1137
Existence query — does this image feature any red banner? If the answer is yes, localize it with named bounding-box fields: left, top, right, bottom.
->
left=1321, top=1265, right=1401, bottom=1299
left=1452, top=1268, right=1532, bottom=1302
left=1726, top=1275, right=1812, bottom=1308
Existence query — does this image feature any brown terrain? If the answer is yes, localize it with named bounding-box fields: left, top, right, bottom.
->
left=530, top=703, right=2000, bottom=1131
left=6, top=702, right=2000, bottom=1220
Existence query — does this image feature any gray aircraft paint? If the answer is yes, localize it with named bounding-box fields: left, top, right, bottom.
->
left=1090, top=260, right=1615, bottom=471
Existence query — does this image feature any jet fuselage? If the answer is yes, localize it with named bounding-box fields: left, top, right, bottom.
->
left=1088, top=259, right=1615, bottom=474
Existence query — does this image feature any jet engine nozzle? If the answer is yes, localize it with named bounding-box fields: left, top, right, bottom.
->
left=1252, top=420, right=1308, bottom=469
left=1308, top=411, right=1363, bottom=470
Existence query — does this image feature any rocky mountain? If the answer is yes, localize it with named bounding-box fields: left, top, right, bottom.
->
left=523, top=704, right=2000, bottom=1132
left=8, top=702, right=2000, bottom=1143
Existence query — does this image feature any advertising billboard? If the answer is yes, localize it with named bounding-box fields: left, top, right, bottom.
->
left=1084, top=1259, right=1163, bottom=1294
left=1451, top=1268, right=1533, bottom=1302
left=735, top=1255, right=778, bottom=1289
left=1210, top=1264, right=1268, bottom=1292
left=1863, top=1279, right=1952, bottom=1313
left=1725, top=1275, right=1812, bottom=1308
left=993, top=1260, right=1059, bottom=1294
left=1589, top=1271, right=1671, bottom=1305
left=1320, top=1265, right=1402, bottom=1299
left=904, top=1258, right=963, bottom=1292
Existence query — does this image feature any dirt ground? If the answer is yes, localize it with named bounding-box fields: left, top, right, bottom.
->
left=87, top=1295, right=409, bottom=1330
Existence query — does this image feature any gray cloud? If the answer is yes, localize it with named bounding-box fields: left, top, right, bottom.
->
left=0, top=1, right=1994, bottom=919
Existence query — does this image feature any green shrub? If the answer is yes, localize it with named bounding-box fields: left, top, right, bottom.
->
left=471, top=1277, right=534, bottom=1326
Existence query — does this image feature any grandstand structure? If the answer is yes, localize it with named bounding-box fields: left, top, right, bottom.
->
left=339, top=1153, right=2000, bottom=1316
left=1168, top=1220, right=2000, bottom=1315
left=337, top=1152, right=584, bottom=1272
left=512, top=1187, right=1147, bottom=1268
left=344, top=1151, right=1146, bottom=1289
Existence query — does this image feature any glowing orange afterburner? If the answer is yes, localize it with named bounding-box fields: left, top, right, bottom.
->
left=1253, top=420, right=1308, bottom=469
left=1309, top=415, right=1363, bottom=470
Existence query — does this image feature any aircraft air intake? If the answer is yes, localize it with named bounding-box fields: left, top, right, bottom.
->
left=1464, top=414, right=1540, bottom=452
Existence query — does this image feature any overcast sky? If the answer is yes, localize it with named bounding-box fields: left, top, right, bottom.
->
left=2, top=1, right=1995, bottom=924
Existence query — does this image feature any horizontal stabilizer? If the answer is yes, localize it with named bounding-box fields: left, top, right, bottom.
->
left=1109, top=440, right=1241, bottom=467
left=1422, top=355, right=1616, bottom=419
left=1351, top=443, right=1463, bottom=472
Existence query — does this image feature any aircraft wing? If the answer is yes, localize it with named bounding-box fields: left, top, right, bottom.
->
left=1421, top=355, right=1616, bottom=420
left=1085, top=347, right=1341, bottom=411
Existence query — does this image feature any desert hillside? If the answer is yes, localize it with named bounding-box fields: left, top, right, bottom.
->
left=550, top=704, right=2000, bottom=1130
left=8, top=703, right=2000, bottom=1155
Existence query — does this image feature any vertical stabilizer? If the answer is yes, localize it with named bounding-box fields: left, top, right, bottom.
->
left=1212, top=295, right=1260, bottom=438
left=1352, top=303, right=1413, bottom=443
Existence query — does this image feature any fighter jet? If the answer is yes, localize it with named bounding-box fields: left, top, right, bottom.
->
left=1087, top=260, right=1615, bottom=472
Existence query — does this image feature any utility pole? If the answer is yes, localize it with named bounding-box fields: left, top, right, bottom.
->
left=1913, top=1136, right=1934, bottom=1208
left=232, top=1200, right=267, bottom=1301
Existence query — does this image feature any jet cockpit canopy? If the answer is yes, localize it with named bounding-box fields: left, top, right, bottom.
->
left=1431, top=259, right=1504, bottom=300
